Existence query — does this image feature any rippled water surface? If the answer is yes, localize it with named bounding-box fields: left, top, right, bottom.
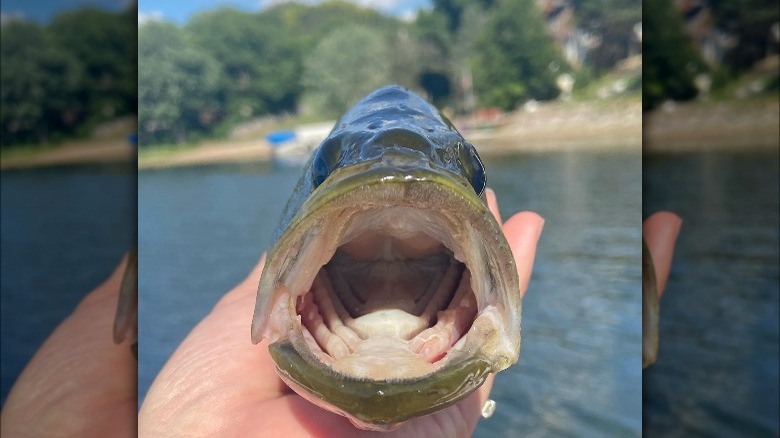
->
left=643, top=151, right=780, bottom=436
left=138, top=150, right=643, bottom=436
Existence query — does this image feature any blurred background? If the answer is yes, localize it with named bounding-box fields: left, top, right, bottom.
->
left=0, top=0, right=137, bottom=408
left=643, top=0, right=779, bottom=436
left=3, top=0, right=776, bottom=435
left=136, top=0, right=645, bottom=436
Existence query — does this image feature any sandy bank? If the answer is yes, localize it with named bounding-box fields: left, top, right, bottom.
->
left=1, top=139, right=135, bottom=170
left=644, top=99, right=779, bottom=152
left=473, top=99, right=642, bottom=154
left=138, top=140, right=272, bottom=170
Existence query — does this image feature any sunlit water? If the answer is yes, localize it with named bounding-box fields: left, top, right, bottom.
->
left=138, top=150, right=643, bottom=436
left=643, top=151, right=780, bottom=436
left=0, top=164, right=135, bottom=406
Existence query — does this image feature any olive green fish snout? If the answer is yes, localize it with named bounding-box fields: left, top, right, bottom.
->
left=642, top=239, right=659, bottom=369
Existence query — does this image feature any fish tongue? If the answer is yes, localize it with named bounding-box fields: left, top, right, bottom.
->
left=350, top=309, right=428, bottom=340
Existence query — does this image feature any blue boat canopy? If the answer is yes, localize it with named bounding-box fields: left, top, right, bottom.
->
left=266, top=130, right=296, bottom=145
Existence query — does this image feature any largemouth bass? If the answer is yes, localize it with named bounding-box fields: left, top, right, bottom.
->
left=642, top=239, right=659, bottom=369
left=251, top=86, right=521, bottom=430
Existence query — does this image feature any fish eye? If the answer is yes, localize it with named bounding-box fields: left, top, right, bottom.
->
left=460, top=144, right=486, bottom=196
left=311, top=139, right=342, bottom=187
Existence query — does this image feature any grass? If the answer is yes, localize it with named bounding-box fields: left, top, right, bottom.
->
left=137, top=142, right=199, bottom=161
left=0, top=142, right=62, bottom=161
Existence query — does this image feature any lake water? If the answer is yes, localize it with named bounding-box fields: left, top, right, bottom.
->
left=138, top=150, right=643, bottom=436
left=0, top=164, right=135, bottom=406
left=643, top=151, right=780, bottom=436
left=3, top=150, right=774, bottom=435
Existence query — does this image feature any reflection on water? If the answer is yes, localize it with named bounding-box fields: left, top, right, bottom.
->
left=139, top=150, right=642, bottom=436
left=0, top=164, right=135, bottom=405
left=475, top=151, right=642, bottom=437
left=643, top=151, right=780, bottom=436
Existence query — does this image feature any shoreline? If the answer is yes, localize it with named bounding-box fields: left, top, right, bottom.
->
left=644, top=98, right=779, bottom=152
left=0, top=139, right=135, bottom=171
left=3, top=97, right=777, bottom=171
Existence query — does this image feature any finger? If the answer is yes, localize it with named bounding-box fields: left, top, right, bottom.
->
left=486, top=187, right=503, bottom=226
left=503, top=212, right=545, bottom=299
left=643, top=211, right=682, bottom=297
left=477, top=373, right=496, bottom=408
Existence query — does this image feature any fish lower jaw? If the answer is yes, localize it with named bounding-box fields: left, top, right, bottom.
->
left=290, top=267, right=480, bottom=380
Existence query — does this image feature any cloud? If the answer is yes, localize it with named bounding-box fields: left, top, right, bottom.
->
left=138, top=10, right=163, bottom=26
left=0, top=10, right=26, bottom=27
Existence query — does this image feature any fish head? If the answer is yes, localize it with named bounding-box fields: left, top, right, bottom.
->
left=251, top=86, right=521, bottom=430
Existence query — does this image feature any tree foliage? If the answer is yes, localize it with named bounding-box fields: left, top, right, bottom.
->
left=48, top=7, right=137, bottom=123
left=301, top=25, right=393, bottom=117
left=472, top=0, right=565, bottom=110
left=138, top=22, right=220, bottom=144
left=185, top=8, right=302, bottom=124
left=642, top=0, right=706, bottom=111
left=1, top=7, right=136, bottom=147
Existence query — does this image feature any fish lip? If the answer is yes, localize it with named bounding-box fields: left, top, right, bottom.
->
left=269, top=340, right=493, bottom=427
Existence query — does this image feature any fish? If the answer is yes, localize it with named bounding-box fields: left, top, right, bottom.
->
left=251, top=85, right=521, bottom=431
left=642, top=239, right=659, bottom=369
left=114, top=247, right=138, bottom=359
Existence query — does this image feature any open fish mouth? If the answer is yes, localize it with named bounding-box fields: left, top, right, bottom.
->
left=251, top=86, right=520, bottom=430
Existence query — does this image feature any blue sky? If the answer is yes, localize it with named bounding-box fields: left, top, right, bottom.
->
left=0, top=0, right=431, bottom=26
left=0, top=0, right=130, bottom=24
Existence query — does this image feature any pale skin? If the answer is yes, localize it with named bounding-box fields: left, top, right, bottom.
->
left=643, top=211, right=682, bottom=298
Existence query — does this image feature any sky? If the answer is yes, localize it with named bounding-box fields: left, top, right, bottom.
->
left=0, top=0, right=430, bottom=26
left=0, top=0, right=131, bottom=24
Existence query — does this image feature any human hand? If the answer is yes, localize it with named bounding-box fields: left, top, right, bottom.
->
left=139, top=188, right=545, bottom=437
left=0, top=254, right=138, bottom=438
left=643, top=211, right=682, bottom=298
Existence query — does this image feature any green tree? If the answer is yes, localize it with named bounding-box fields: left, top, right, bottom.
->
left=47, top=7, right=137, bottom=126
left=431, top=0, right=496, bottom=33
left=643, top=0, right=705, bottom=111
left=138, top=22, right=220, bottom=144
left=301, top=25, right=392, bottom=117
left=472, top=0, right=565, bottom=110
left=185, top=8, right=302, bottom=124
left=263, top=0, right=400, bottom=54
left=411, top=9, right=455, bottom=105
left=1, top=21, right=83, bottom=146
